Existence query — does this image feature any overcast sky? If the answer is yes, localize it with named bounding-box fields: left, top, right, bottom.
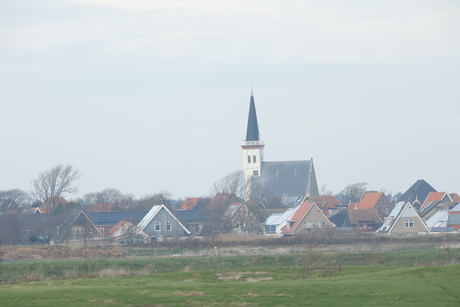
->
left=1, top=0, right=459, bottom=200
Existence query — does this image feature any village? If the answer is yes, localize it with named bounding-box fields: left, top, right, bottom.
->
left=1, top=91, right=459, bottom=247
left=1, top=177, right=459, bottom=247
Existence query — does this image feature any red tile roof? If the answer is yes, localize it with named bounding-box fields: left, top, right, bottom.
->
left=422, top=192, right=446, bottom=208
left=181, top=197, right=205, bottom=210
left=209, top=193, right=236, bottom=210
left=348, top=202, right=359, bottom=209
left=108, top=221, right=128, bottom=237
left=308, top=196, right=343, bottom=207
left=87, top=202, right=127, bottom=213
left=39, top=197, right=68, bottom=213
left=449, top=193, right=460, bottom=203
left=281, top=201, right=314, bottom=234
left=356, top=192, right=384, bottom=210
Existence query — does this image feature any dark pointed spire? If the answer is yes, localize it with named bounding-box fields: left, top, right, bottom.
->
left=245, top=89, right=260, bottom=141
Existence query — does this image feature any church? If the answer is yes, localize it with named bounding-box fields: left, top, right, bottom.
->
left=242, top=90, right=319, bottom=199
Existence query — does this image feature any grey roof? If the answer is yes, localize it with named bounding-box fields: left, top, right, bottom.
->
left=447, top=214, right=460, bottom=226
left=327, top=207, right=351, bottom=227
left=419, top=200, right=443, bottom=217
left=281, top=195, right=306, bottom=208
left=265, top=205, right=299, bottom=226
left=254, top=160, right=319, bottom=199
left=86, top=211, right=148, bottom=227
left=245, top=91, right=260, bottom=141
left=173, top=210, right=210, bottom=222
left=399, top=180, right=437, bottom=204
left=452, top=204, right=460, bottom=212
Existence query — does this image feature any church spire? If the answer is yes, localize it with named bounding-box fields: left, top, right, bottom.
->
left=245, top=89, right=260, bottom=141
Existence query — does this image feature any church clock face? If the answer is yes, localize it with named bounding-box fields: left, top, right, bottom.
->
left=253, top=170, right=259, bottom=176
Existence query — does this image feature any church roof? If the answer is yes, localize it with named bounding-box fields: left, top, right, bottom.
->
left=254, top=160, right=319, bottom=199
left=245, top=91, right=260, bottom=141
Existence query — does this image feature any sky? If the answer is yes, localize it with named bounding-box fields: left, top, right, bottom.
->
left=1, top=0, right=459, bottom=200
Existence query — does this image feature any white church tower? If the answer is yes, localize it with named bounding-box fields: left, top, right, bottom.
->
left=241, top=89, right=264, bottom=193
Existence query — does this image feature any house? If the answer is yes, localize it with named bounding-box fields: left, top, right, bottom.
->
left=419, top=200, right=446, bottom=221
left=398, top=179, right=437, bottom=205
left=225, top=203, right=263, bottom=234
left=39, top=197, right=68, bottom=214
left=208, top=193, right=240, bottom=211
left=447, top=204, right=460, bottom=231
left=327, top=208, right=352, bottom=232
left=173, top=209, right=210, bottom=234
left=86, top=211, right=149, bottom=237
left=264, top=206, right=299, bottom=234
left=107, top=221, right=150, bottom=243
left=306, top=195, right=343, bottom=215
left=348, top=209, right=382, bottom=231
left=281, top=202, right=335, bottom=236
left=242, top=90, right=319, bottom=199
left=0, top=199, right=19, bottom=214
left=137, top=204, right=190, bottom=238
left=425, top=211, right=450, bottom=232
left=421, top=192, right=452, bottom=208
left=180, top=197, right=207, bottom=211
left=59, top=211, right=102, bottom=242
left=353, top=192, right=393, bottom=219
left=385, top=202, right=430, bottom=235
left=21, top=207, right=41, bottom=214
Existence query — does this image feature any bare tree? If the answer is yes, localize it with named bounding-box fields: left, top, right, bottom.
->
left=132, top=190, right=173, bottom=211
left=83, top=188, right=125, bottom=212
left=31, top=165, right=81, bottom=213
left=320, top=184, right=333, bottom=196
left=209, top=170, right=247, bottom=200
left=338, top=182, right=368, bottom=204
left=0, top=189, right=32, bottom=206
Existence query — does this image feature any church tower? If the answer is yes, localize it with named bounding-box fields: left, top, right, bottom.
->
left=242, top=89, right=264, bottom=184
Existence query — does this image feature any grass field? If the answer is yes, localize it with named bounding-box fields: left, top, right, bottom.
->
left=1, top=247, right=459, bottom=306
left=0, top=264, right=459, bottom=306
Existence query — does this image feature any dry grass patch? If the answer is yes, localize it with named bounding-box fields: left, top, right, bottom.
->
left=230, top=302, right=259, bottom=306
left=138, top=290, right=150, bottom=294
left=171, top=290, right=185, bottom=296
left=243, top=293, right=260, bottom=297
left=245, top=277, right=273, bottom=282
left=182, top=278, right=196, bottom=282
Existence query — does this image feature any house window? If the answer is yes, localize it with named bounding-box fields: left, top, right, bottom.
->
left=87, top=228, right=92, bottom=234
left=287, top=221, right=295, bottom=229
left=166, top=222, right=171, bottom=231
left=155, top=222, right=161, bottom=231
left=385, top=207, right=389, bottom=215
left=248, top=155, right=251, bottom=163
left=316, top=221, right=325, bottom=228
left=236, top=223, right=240, bottom=229
left=304, top=221, right=313, bottom=228
left=403, top=219, right=414, bottom=228
left=98, top=228, right=104, bottom=234
left=253, top=155, right=256, bottom=163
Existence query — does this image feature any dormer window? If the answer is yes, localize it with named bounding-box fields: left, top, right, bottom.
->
left=248, top=155, right=251, bottom=163
left=253, top=155, right=257, bottom=163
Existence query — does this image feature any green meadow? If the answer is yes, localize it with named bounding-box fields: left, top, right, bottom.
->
left=1, top=248, right=459, bottom=306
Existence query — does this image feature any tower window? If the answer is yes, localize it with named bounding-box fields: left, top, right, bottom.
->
left=248, top=155, right=251, bottom=163
left=253, top=170, right=259, bottom=176
left=253, top=155, right=256, bottom=163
